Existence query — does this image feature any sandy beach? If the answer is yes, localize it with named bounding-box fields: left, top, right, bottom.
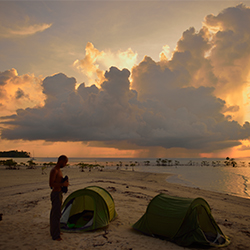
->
left=0, top=166, right=250, bottom=250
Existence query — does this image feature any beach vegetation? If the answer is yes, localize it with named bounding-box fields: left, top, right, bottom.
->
left=41, top=166, right=47, bottom=175
left=201, top=160, right=210, bottom=166
left=156, top=158, right=174, bottom=166
left=187, top=160, right=195, bottom=166
left=161, top=159, right=167, bottom=166
left=212, top=161, right=221, bottom=167
left=89, top=164, right=103, bottom=171
left=116, top=161, right=123, bottom=167
left=240, top=161, right=246, bottom=167
left=43, top=162, right=56, bottom=167
left=156, top=158, right=161, bottom=166
left=130, top=163, right=135, bottom=171
left=40, top=162, right=56, bottom=174
left=224, top=157, right=237, bottom=167
left=77, top=162, right=88, bottom=172
left=27, top=159, right=36, bottom=169
left=88, top=164, right=94, bottom=171
left=0, top=159, right=18, bottom=169
left=77, top=162, right=104, bottom=172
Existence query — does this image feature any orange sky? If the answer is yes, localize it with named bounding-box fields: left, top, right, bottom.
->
left=1, top=2, right=250, bottom=159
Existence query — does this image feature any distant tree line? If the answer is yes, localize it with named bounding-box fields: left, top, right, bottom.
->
left=0, top=150, right=30, bottom=158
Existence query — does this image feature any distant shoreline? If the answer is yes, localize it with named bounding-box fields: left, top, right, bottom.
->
left=0, top=150, right=30, bottom=158
left=0, top=156, right=30, bottom=158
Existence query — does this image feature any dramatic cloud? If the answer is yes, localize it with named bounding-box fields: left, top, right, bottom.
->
left=1, top=4, right=250, bottom=154
left=73, top=42, right=105, bottom=86
left=73, top=42, right=137, bottom=86
left=0, top=69, right=44, bottom=116
left=203, top=3, right=250, bottom=122
left=1, top=65, right=250, bottom=153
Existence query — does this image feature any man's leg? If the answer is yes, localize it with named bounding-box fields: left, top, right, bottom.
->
left=50, top=191, right=62, bottom=240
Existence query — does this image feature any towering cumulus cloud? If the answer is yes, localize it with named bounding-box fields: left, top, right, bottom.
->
left=0, top=68, right=44, bottom=116
left=1, top=4, right=250, bottom=155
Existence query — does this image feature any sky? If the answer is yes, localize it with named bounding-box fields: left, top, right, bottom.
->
left=1, top=0, right=250, bottom=158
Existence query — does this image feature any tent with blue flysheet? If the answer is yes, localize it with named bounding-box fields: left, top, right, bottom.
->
left=132, top=194, right=230, bottom=247
left=60, top=186, right=117, bottom=232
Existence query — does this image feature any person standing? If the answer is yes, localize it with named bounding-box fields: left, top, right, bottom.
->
left=49, top=155, right=69, bottom=241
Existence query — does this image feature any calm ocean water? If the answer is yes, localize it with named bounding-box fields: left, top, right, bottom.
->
left=3, top=157, right=250, bottom=199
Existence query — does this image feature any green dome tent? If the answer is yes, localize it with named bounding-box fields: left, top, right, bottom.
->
left=132, top=194, right=230, bottom=247
left=60, top=186, right=117, bottom=232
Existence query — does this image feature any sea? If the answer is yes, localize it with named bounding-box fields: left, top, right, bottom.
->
left=2, top=157, right=250, bottom=200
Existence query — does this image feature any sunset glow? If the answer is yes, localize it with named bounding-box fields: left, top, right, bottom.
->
left=1, top=1, right=250, bottom=158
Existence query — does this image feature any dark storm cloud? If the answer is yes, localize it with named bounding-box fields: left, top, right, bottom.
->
left=1, top=66, right=250, bottom=152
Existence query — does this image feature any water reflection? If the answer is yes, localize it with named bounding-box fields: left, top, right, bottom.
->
left=165, top=166, right=250, bottom=199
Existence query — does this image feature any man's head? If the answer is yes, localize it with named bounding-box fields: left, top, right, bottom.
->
left=57, top=155, right=68, bottom=168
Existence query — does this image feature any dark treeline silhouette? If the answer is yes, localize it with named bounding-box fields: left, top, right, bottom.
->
left=0, top=150, right=30, bottom=158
